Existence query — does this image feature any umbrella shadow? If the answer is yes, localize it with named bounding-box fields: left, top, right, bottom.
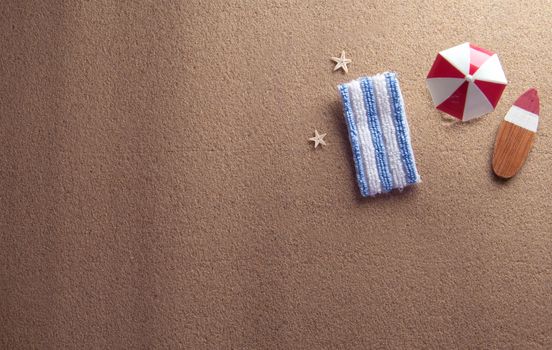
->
left=438, top=112, right=487, bottom=128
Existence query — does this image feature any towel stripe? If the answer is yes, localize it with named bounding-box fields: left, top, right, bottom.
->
left=338, top=84, right=369, bottom=196
left=349, top=81, right=381, bottom=195
left=360, top=78, right=393, bottom=192
left=372, top=74, right=408, bottom=189
left=338, top=72, right=420, bottom=197
left=385, top=72, right=419, bottom=184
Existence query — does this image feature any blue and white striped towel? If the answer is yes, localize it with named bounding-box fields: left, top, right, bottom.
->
left=338, top=72, right=420, bottom=197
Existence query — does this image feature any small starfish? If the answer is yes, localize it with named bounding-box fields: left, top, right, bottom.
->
left=331, top=51, right=352, bottom=73
left=309, top=130, right=327, bottom=148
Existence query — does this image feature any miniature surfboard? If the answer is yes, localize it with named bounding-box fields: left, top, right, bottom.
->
left=492, top=88, right=539, bottom=178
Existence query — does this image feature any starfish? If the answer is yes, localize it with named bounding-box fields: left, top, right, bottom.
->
left=309, top=130, right=327, bottom=148
left=331, top=51, right=352, bottom=73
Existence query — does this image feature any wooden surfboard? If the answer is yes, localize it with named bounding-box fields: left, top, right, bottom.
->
left=492, top=88, right=540, bottom=179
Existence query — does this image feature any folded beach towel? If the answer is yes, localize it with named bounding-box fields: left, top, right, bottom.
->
left=338, top=72, right=421, bottom=197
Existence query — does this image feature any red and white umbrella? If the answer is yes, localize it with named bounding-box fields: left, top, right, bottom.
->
left=426, top=42, right=507, bottom=121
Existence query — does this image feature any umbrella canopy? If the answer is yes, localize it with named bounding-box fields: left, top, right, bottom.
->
left=426, top=42, right=507, bottom=121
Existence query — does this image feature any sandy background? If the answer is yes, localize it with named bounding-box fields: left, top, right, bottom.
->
left=1, top=1, right=552, bottom=349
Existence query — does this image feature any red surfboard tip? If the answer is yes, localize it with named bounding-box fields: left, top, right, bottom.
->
left=513, top=88, right=540, bottom=115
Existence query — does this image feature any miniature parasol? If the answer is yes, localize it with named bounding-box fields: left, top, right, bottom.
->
left=426, top=42, right=507, bottom=121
